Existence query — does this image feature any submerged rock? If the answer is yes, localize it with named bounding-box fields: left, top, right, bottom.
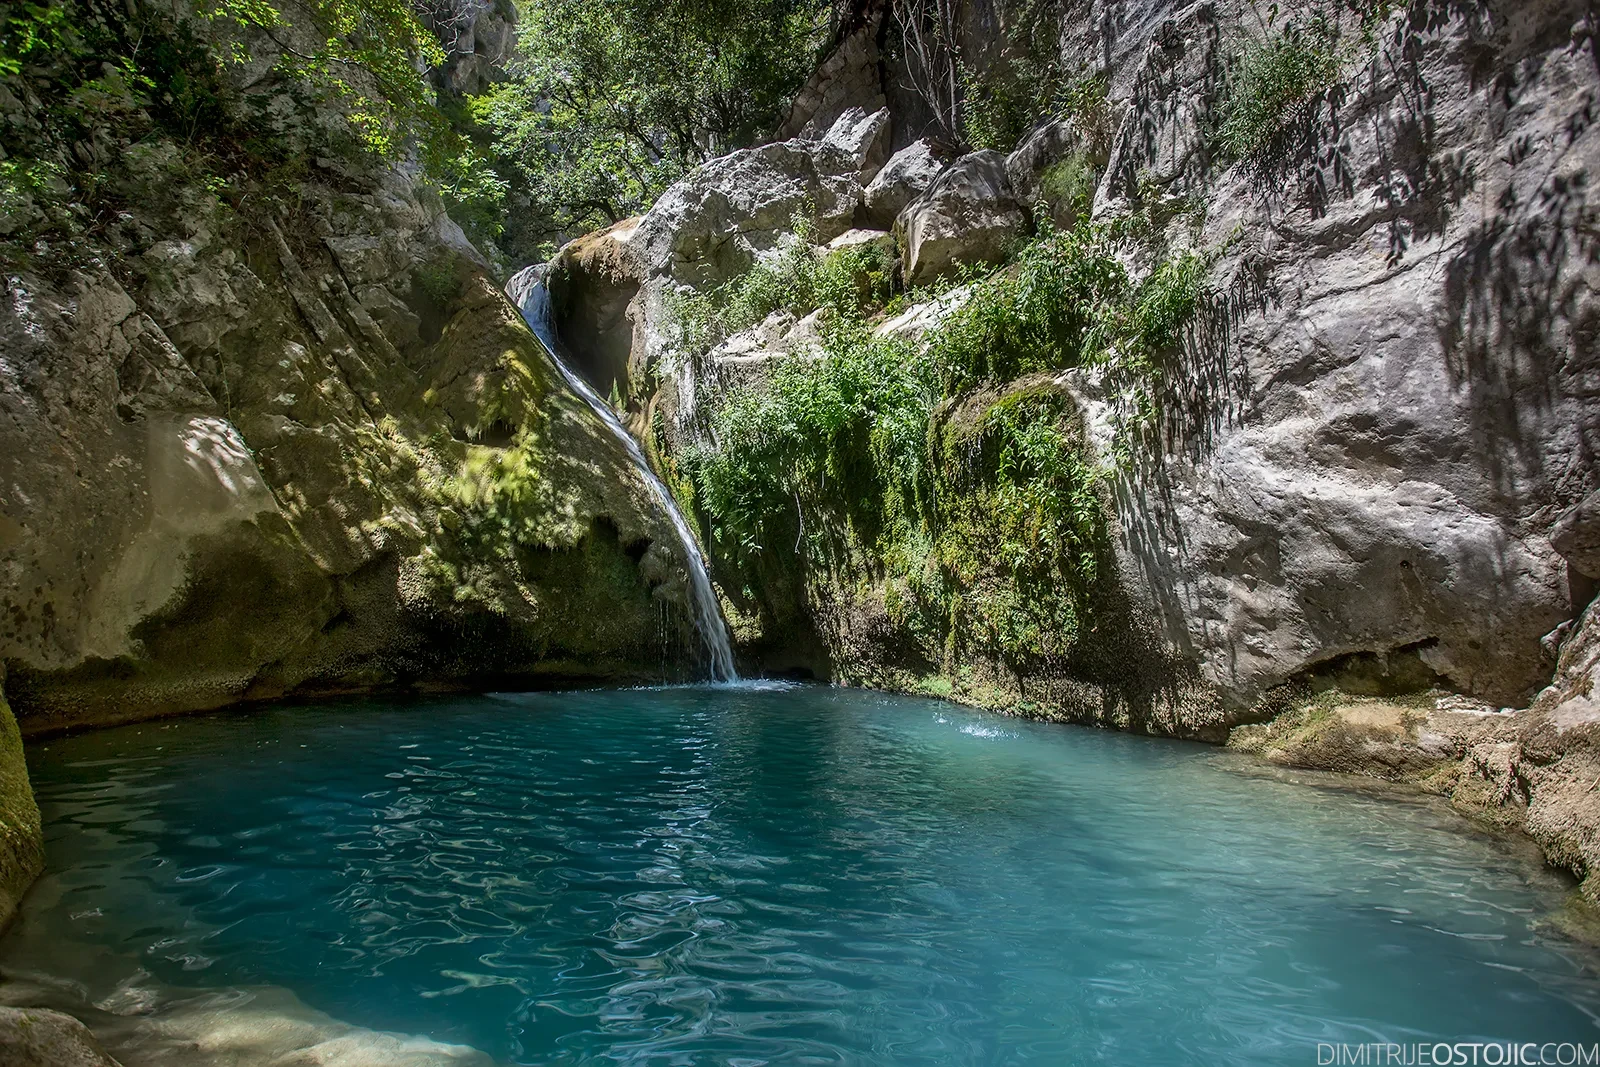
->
left=1230, top=594, right=1600, bottom=902
left=0, top=1006, right=121, bottom=1067
left=0, top=965, right=491, bottom=1067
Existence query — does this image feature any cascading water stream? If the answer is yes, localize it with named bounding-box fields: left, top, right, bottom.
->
left=506, top=269, right=738, bottom=681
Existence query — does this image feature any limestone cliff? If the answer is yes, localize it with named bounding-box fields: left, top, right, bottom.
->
left=0, top=5, right=706, bottom=736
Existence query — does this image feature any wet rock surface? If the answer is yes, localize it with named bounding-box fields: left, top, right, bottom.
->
left=0, top=1006, right=122, bottom=1067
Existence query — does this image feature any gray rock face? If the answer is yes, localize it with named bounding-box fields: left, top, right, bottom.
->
left=0, top=160, right=705, bottom=735
left=777, top=9, right=887, bottom=140
left=860, top=138, right=954, bottom=229
left=620, top=0, right=1599, bottom=728
left=1552, top=492, right=1600, bottom=580
left=821, top=107, right=893, bottom=187
left=0, top=1007, right=120, bottom=1067
left=1081, top=0, right=1600, bottom=711
left=423, top=0, right=517, bottom=96
left=624, top=128, right=882, bottom=414
left=895, top=150, right=1026, bottom=285
left=1005, top=119, right=1094, bottom=227
left=633, top=139, right=862, bottom=290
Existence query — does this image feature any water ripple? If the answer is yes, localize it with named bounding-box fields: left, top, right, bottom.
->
left=8, top=687, right=1600, bottom=1064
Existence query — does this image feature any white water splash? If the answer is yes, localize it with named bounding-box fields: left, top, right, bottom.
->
left=506, top=269, right=738, bottom=681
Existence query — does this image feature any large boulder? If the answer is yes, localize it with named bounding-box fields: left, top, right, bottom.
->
left=860, top=138, right=955, bottom=229
left=632, top=139, right=862, bottom=291
left=895, top=150, right=1027, bottom=286
left=1552, top=492, right=1600, bottom=580
left=626, top=129, right=880, bottom=394
left=820, top=107, right=892, bottom=187
left=545, top=217, right=645, bottom=400
left=1005, top=119, right=1099, bottom=228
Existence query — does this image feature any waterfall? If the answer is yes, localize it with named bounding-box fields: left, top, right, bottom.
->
left=506, top=268, right=739, bottom=682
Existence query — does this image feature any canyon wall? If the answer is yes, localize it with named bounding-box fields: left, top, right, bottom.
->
left=0, top=5, right=708, bottom=739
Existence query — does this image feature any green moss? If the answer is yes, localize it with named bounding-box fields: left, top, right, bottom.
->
left=0, top=681, right=43, bottom=929
left=669, top=206, right=1211, bottom=691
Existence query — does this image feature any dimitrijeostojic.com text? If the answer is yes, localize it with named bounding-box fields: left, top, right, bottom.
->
left=1319, top=1045, right=1600, bottom=1066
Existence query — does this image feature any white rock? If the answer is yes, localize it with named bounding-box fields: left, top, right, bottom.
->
left=861, top=138, right=953, bottom=229
left=895, top=150, right=1026, bottom=286
left=820, top=106, right=892, bottom=186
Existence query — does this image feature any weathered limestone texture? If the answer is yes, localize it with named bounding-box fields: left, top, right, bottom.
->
left=592, top=0, right=1600, bottom=757
left=0, top=168, right=705, bottom=734
left=1085, top=0, right=1599, bottom=714
left=894, top=149, right=1027, bottom=285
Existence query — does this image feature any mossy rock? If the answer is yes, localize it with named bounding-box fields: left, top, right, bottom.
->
left=0, top=681, right=43, bottom=929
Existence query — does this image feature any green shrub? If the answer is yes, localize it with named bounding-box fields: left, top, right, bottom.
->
left=473, top=0, right=832, bottom=259
left=1037, top=152, right=1098, bottom=220
left=928, top=218, right=1204, bottom=395
left=684, top=322, right=934, bottom=561
left=1215, top=22, right=1341, bottom=162
left=671, top=216, right=899, bottom=359
left=1053, top=73, right=1112, bottom=152
left=677, top=212, right=1211, bottom=671
left=960, top=57, right=1040, bottom=152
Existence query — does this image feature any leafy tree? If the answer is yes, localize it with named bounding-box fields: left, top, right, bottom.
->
left=473, top=0, right=834, bottom=262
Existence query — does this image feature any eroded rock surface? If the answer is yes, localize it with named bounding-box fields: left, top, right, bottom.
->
left=0, top=171, right=703, bottom=737
left=1231, top=594, right=1600, bottom=900
left=860, top=138, right=957, bottom=230
left=1085, top=0, right=1598, bottom=714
